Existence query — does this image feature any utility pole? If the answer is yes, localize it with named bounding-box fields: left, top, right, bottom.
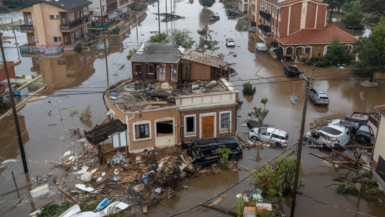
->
left=0, top=32, right=28, bottom=173
left=11, top=19, right=20, bottom=60
left=158, top=0, right=161, bottom=33
left=290, top=69, right=314, bottom=217
left=100, top=0, right=109, bottom=87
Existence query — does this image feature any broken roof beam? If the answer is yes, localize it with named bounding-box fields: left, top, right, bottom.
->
left=309, top=153, right=358, bottom=172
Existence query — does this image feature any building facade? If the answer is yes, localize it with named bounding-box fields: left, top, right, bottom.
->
left=372, top=105, right=385, bottom=190
left=248, top=0, right=357, bottom=60
left=239, top=0, right=249, bottom=14
left=18, top=0, right=92, bottom=52
left=104, top=78, right=239, bottom=153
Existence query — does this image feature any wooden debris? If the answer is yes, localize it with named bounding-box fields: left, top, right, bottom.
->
left=142, top=206, right=148, bottom=214
left=201, top=204, right=237, bottom=216
left=309, top=153, right=358, bottom=172
left=241, top=166, right=252, bottom=171
left=49, top=161, right=71, bottom=169
left=208, top=195, right=227, bottom=207
left=55, top=184, right=78, bottom=203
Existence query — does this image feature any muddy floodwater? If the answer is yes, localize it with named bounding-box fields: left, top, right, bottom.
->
left=1, top=1, right=385, bottom=216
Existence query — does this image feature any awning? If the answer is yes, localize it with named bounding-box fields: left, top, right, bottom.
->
left=108, top=12, right=118, bottom=20
left=85, top=119, right=126, bottom=144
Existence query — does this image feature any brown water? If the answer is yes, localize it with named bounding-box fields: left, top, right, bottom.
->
left=1, top=1, right=385, bottom=216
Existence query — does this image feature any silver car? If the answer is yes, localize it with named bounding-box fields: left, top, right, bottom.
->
left=255, top=43, right=267, bottom=52
left=308, top=125, right=350, bottom=148
left=248, top=127, right=288, bottom=146
left=309, top=88, right=329, bottom=106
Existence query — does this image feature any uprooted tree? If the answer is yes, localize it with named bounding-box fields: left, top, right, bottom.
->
left=197, top=24, right=219, bottom=54
left=352, top=18, right=385, bottom=83
left=248, top=97, right=269, bottom=139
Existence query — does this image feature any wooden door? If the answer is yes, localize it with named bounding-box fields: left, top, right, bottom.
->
left=201, top=116, right=214, bottom=139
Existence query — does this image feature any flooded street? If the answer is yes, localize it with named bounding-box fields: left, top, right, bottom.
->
left=1, top=1, right=385, bottom=216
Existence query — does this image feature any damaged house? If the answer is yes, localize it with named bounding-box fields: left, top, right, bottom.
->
left=372, top=105, right=385, bottom=190
left=130, top=43, right=231, bottom=83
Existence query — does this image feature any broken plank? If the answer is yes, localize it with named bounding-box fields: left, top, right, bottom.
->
left=342, top=146, right=373, bottom=149
left=309, top=153, right=358, bottom=171
left=201, top=204, right=237, bottom=216
left=241, top=166, right=252, bottom=171
left=332, top=150, right=357, bottom=163
left=55, top=184, right=78, bottom=203
left=208, top=195, right=227, bottom=207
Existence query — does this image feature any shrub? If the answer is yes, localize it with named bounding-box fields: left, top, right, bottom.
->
left=110, top=25, right=121, bottom=35
left=126, top=48, right=137, bottom=60
left=0, top=95, right=10, bottom=109
left=242, top=82, right=256, bottom=96
left=73, top=43, right=83, bottom=53
left=80, top=105, right=92, bottom=121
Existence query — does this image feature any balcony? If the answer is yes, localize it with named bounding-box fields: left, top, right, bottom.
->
left=259, top=11, right=271, bottom=21
left=20, top=25, right=34, bottom=32
left=258, top=25, right=271, bottom=33
left=107, top=0, right=117, bottom=4
left=60, top=16, right=89, bottom=30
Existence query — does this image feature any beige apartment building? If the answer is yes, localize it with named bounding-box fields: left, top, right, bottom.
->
left=18, top=0, right=92, bottom=49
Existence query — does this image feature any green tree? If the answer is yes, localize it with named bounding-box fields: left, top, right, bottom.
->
left=197, top=24, right=219, bottom=54
left=169, top=29, right=195, bottom=49
left=126, top=48, right=137, bottom=60
left=242, top=82, right=256, bottom=96
left=254, top=157, right=298, bottom=198
left=352, top=19, right=385, bottom=82
left=0, top=95, right=10, bottom=109
left=248, top=98, right=269, bottom=139
left=73, top=43, right=83, bottom=53
left=148, top=32, right=168, bottom=43
left=324, top=37, right=353, bottom=65
left=109, top=25, right=121, bottom=35
left=199, top=0, right=215, bottom=8
left=343, top=0, right=364, bottom=28
left=360, top=0, right=385, bottom=16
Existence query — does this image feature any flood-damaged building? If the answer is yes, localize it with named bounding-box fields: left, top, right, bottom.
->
left=248, top=0, right=357, bottom=60
left=372, top=105, right=385, bottom=190
left=130, top=43, right=231, bottom=83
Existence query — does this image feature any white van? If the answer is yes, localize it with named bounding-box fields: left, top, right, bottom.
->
left=308, top=125, right=350, bottom=148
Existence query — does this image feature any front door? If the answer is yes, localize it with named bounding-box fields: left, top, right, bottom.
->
left=201, top=116, right=214, bottom=139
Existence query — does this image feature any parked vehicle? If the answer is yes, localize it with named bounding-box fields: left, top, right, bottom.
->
left=187, top=137, right=243, bottom=170
left=255, top=43, right=268, bottom=52
left=209, top=16, right=220, bottom=21
left=355, top=125, right=374, bottom=145
left=330, top=119, right=360, bottom=136
left=308, top=125, right=350, bottom=148
left=248, top=27, right=257, bottom=32
left=226, top=38, right=235, bottom=47
left=249, top=127, right=289, bottom=147
left=283, top=65, right=302, bottom=77
left=309, top=88, right=329, bottom=106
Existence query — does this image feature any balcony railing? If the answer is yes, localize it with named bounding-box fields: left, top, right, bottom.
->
left=107, top=0, right=117, bottom=4
left=20, top=25, right=34, bottom=31
left=258, top=25, right=271, bottom=33
left=259, top=11, right=271, bottom=21
left=60, top=16, right=89, bottom=30
left=19, top=44, right=63, bottom=55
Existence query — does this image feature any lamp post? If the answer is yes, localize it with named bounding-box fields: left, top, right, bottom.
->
left=0, top=32, right=28, bottom=173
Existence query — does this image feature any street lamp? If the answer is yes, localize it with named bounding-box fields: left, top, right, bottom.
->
left=0, top=32, right=29, bottom=173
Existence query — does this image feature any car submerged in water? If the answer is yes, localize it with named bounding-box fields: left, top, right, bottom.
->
left=308, top=125, right=350, bottom=149
left=186, top=137, right=243, bottom=170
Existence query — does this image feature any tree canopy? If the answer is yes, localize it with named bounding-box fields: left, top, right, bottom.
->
left=352, top=19, right=385, bottom=82
left=325, top=37, right=354, bottom=65
left=197, top=24, right=219, bottom=54
left=199, top=0, right=215, bottom=8
left=169, top=29, right=195, bottom=49
left=342, top=0, right=364, bottom=28
left=148, top=32, right=168, bottom=43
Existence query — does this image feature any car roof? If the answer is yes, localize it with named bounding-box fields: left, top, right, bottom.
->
left=256, top=43, right=266, bottom=47
left=252, top=127, right=287, bottom=136
left=358, top=125, right=370, bottom=132
left=313, top=89, right=326, bottom=94
left=192, top=137, right=237, bottom=146
left=227, top=38, right=234, bottom=41
left=319, top=125, right=346, bottom=135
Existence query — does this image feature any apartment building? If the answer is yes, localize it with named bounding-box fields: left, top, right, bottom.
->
left=239, top=0, right=249, bottom=14
left=89, top=0, right=120, bottom=21
left=249, top=0, right=357, bottom=60
left=17, top=0, right=92, bottom=53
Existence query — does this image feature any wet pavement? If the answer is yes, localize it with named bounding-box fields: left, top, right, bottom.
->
left=1, top=1, right=385, bottom=216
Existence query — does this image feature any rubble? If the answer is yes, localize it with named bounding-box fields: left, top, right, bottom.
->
left=30, top=184, right=49, bottom=198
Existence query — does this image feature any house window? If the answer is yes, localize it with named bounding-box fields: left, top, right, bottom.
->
left=54, top=37, right=62, bottom=43
left=135, top=65, right=142, bottom=74
left=57, top=59, right=66, bottom=65
left=112, top=130, right=127, bottom=149
left=156, top=120, right=173, bottom=136
left=185, top=115, right=196, bottom=135
left=171, top=65, right=177, bottom=74
left=50, top=15, right=59, bottom=19
left=220, top=112, right=231, bottom=131
left=135, top=123, right=150, bottom=140
left=148, top=65, right=154, bottom=74
left=158, top=66, right=165, bottom=74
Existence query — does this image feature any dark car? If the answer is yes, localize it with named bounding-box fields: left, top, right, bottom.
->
left=209, top=16, right=220, bottom=21
left=283, top=65, right=302, bottom=77
left=187, top=137, right=243, bottom=170
left=355, top=125, right=374, bottom=145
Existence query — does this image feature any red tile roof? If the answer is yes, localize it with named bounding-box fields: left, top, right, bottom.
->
left=374, top=105, right=385, bottom=116
left=266, top=0, right=325, bottom=6
left=278, top=24, right=358, bottom=45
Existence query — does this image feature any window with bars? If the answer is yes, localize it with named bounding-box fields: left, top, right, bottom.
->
left=135, top=123, right=149, bottom=139
left=220, top=112, right=230, bottom=130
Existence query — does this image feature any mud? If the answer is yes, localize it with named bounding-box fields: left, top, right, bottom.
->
left=1, top=1, right=385, bottom=217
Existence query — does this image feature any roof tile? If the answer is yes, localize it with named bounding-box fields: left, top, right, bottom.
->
left=374, top=105, right=385, bottom=117
left=278, top=24, right=358, bottom=45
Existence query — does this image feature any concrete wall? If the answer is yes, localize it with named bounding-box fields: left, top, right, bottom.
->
left=373, top=115, right=385, bottom=170
left=0, top=62, right=17, bottom=82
